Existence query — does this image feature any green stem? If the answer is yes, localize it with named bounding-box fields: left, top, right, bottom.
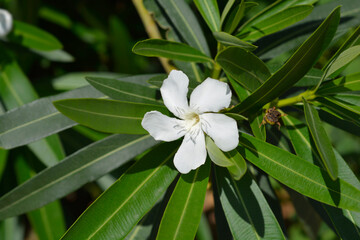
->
left=212, top=62, right=222, bottom=79
left=263, top=90, right=317, bottom=109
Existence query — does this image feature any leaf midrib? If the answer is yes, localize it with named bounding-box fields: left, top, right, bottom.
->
left=0, top=135, right=151, bottom=215
left=305, top=104, right=336, bottom=178
left=87, top=148, right=177, bottom=240
left=173, top=168, right=200, bottom=239
left=245, top=7, right=311, bottom=39
left=240, top=140, right=360, bottom=205
left=230, top=176, right=260, bottom=240
left=135, top=47, right=210, bottom=61
left=87, top=79, right=160, bottom=103
left=55, top=103, right=142, bottom=120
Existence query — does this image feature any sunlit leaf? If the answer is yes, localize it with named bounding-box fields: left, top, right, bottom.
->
left=238, top=133, right=360, bottom=211
left=133, top=39, right=213, bottom=63
left=61, top=142, right=179, bottom=240
left=54, top=99, right=169, bottom=134
left=156, top=161, right=210, bottom=240
left=0, top=134, right=157, bottom=220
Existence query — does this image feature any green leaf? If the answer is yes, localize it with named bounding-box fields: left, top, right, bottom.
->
left=32, top=49, right=74, bottom=62
left=54, top=99, right=169, bottom=134
left=294, top=68, right=326, bottom=87
left=228, top=78, right=266, bottom=141
left=220, top=0, right=235, bottom=27
left=317, top=72, right=360, bottom=95
left=133, top=39, right=213, bottom=63
left=0, top=134, right=157, bottom=220
left=194, top=0, right=220, bottom=32
left=86, top=77, right=162, bottom=105
left=257, top=0, right=360, bottom=59
left=156, top=161, right=210, bottom=240
left=239, top=5, right=314, bottom=41
left=231, top=7, right=340, bottom=115
left=61, top=142, right=179, bottom=240
left=215, top=168, right=286, bottom=239
left=8, top=20, right=62, bottom=51
left=332, top=93, right=360, bottom=106
left=206, top=136, right=247, bottom=180
left=283, top=115, right=360, bottom=240
left=303, top=98, right=338, bottom=180
left=323, top=25, right=360, bottom=70
left=52, top=72, right=127, bottom=91
left=216, top=46, right=270, bottom=92
left=14, top=155, right=65, bottom=240
left=223, top=0, right=245, bottom=34
left=213, top=31, right=257, bottom=51
left=0, top=86, right=104, bottom=149
left=196, top=214, right=213, bottom=240
left=316, top=97, right=360, bottom=126
left=238, top=132, right=360, bottom=211
left=157, top=0, right=210, bottom=56
left=0, top=46, right=64, bottom=166
left=0, top=217, right=24, bottom=240
left=325, top=45, right=360, bottom=78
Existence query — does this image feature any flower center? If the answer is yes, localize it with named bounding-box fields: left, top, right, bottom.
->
left=183, top=112, right=200, bottom=131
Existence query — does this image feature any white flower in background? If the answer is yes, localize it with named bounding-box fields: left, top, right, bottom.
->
left=0, top=9, right=13, bottom=37
left=142, top=70, right=239, bottom=174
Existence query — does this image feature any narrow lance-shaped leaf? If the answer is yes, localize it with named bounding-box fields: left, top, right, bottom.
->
left=283, top=115, right=360, bottom=240
left=0, top=134, right=157, bottom=220
left=238, top=132, right=360, bottom=211
left=214, top=168, right=286, bottom=239
left=303, top=98, right=338, bottom=180
left=157, top=0, right=211, bottom=56
left=220, top=0, right=235, bottom=27
left=0, top=45, right=64, bottom=166
left=156, top=161, right=210, bottom=240
left=61, top=142, right=179, bottom=240
left=230, top=7, right=340, bottom=115
left=52, top=72, right=127, bottom=91
left=216, top=47, right=270, bottom=92
left=213, top=31, right=257, bottom=51
left=133, top=39, right=213, bottom=63
left=14, top=155, right=65, bottom=240
left=223, top=0, right=245, bottom=34
left=317, top=72, right=360, bottom=95
left=325, top=45, right=360, bottom=78
left=86, top=76, right=163, bottom=105
left=0, top=86, right=103, bottom=149
left=194, top=0, right=220, bottom=32
left=316, top=97, right=360, bottom=126
left=323, top=25, right=360, bottom=70
left=7, top=20, right=62, bottom=51
left=238, top=5, right=314, bottom=41
left=54, top=99, right=169, bottom=134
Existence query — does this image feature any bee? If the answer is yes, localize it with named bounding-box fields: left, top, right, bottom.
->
left=259, top=107, right=287, bottom=130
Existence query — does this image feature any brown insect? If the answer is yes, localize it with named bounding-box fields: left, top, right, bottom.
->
left=259, top=107, right=287, bottom=130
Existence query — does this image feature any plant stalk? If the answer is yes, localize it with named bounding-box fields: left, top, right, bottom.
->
left=132, top=0, right=173, bottom=73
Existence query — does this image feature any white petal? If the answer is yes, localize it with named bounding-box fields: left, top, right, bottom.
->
left=190, top=78, right=231, bottom=113
left=174, top=131, right=207, bottom=174
left=201, top=113, right=239, bottom=151
left=160, top=70, right=189, bottom=118
left=0, top=9, right=12, bottom=37
left=141, top=111, right=185, bottom=141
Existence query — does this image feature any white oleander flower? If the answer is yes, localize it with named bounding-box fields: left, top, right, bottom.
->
left=142, top=70, right=239, bottom=174
left=0, top=9, right=12, bottom=37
